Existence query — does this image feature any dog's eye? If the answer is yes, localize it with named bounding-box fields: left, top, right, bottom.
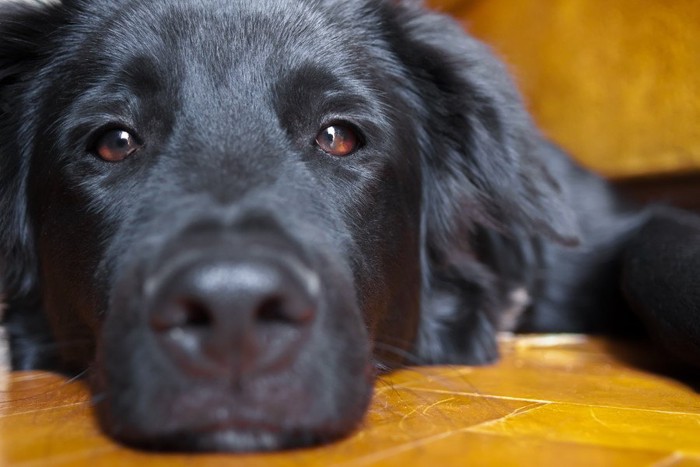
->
left=94, top=129, right=142, bottom=162
left=315, top=124, right=359, bottom=157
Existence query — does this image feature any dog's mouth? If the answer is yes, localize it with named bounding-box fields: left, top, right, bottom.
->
left=96, top=382, right=374, bottom=452
left=89, top=228, right=376, bottom=452
left=118, top=425, right=346, bottom=453
left=92, top=358, right=376, bottom=452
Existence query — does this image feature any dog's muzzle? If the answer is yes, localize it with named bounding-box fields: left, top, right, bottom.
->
left=145, top=240, right=319, bottom=380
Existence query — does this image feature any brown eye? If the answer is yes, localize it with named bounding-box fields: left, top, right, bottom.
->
left=94, top=129, right=141, bottom=162
left=315, top=124, right=359, bottom=157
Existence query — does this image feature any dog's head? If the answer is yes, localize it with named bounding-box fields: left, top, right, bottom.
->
left=0, top=0, right=577, bottom=452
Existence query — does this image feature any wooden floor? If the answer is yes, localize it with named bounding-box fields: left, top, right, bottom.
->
left=2, top=335, right=700, bottom=466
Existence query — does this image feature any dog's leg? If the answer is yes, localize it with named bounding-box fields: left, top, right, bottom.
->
left=622, top=207, right=700, bottom=368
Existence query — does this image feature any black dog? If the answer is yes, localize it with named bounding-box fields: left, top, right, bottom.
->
left=1, top=0, right=699, bottom=453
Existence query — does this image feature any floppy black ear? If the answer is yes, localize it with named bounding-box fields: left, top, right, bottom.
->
left=382, top=2, right=580, bottom=364
left=1, top=1, right=72, bottom=369
left=388, top=3, right=579, bottom=245
left=1, top=0, right=71, bottom=295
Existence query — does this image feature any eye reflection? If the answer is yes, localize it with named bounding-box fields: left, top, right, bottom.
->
left=94, top=129, right=141, bottom=162
left=315, top=124, right=359, bottom=157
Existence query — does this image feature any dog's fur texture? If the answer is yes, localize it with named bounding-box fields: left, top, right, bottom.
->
left=2, top=0, right=700, bottom=453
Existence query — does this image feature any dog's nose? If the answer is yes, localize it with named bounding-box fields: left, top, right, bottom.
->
left=148, top=254, right=318, bottom=378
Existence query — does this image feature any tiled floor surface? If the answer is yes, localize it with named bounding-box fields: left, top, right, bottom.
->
left=1, top=335, right=699, bottom=466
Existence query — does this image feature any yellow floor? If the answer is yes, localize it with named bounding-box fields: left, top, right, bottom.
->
left=1, top=335, right=699, bottom=466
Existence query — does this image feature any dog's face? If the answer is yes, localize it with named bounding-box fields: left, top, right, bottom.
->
left=0, top=0, right=578, bottom=452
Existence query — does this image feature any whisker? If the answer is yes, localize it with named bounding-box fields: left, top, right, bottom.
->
left=373, top=341, right=424, bottom=368
left=64, top=367, right=91, bottom=384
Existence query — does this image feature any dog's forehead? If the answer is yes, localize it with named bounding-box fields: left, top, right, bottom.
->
left=39, top=0, right=404, bottom=169
left=80, top=0, right=375, bottom=63
left=56, top=0, right=392, bottom=107
left=42, top=0, right=398, bottom=139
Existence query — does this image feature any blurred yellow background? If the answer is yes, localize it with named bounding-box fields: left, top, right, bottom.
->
left=428, top=0, right=700, bottom=179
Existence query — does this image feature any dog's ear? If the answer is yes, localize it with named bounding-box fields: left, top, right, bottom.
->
left=381, top=3, right=580, bottom=364
left=0, top=1, right=70, bottom=299
left=387, top=4, right=580, bottom=246
left=1, top=1, right=76, bottom=370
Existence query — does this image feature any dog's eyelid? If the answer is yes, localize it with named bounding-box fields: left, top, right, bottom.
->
left=91, top=127, right=144, bottom=162
left=314, top=122, right=363, bottom=157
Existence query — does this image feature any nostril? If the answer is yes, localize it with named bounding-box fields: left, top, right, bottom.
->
left=257, top=297, right=287, bottom=323
left=151, top=297, right=214, bottom=333
left=179, top=298, right=214, bottom=328
left=256, top=296, right=315, bottom=325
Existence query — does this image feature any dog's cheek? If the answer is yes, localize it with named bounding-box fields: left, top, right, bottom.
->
left=29, top=166, right=118, bottom=370
left=348, top=163, right=423, bottom=368
left=37, top=227, right=103, bottom=370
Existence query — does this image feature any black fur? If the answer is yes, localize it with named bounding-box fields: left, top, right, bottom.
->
left=1, top=0, right=698, bottom=452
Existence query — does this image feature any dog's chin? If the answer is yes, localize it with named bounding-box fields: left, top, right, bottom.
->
left=92, top=371, right=374, bottom=453
left=91, top=358, right=375, bottom=453
left=114, top=424, right=353, bottom=453
left=94, top=380, right=373, bottom=452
